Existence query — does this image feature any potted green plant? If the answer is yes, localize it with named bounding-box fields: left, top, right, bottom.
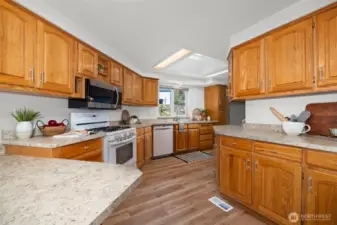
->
left=200, top=108, right=208, bottom=121
left=98, top=64, right=105, bottom=73
left=11, top=108, right=41, bottom=139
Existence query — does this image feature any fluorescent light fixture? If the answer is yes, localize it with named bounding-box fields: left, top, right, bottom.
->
left=205, top=69, right=228, bottom=78
left=154, top=49, right=192, bottom=69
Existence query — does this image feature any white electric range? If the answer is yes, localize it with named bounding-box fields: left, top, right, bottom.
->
left=70, top=113, right=137, bottom=165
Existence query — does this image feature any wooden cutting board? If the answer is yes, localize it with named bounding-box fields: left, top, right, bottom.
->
left=306, top=102, right=337, bottom=136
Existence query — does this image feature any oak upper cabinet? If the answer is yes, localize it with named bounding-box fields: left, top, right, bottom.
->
left=122, top=68, right=133, bottom=104
left=233, top=39, right=265, bottom=97
left=0, top=0, right=36, bottom=87
left=304, top=169, right=337, bottom=225
left=174, top=130, right=188, bottom=152
left=110, top=61, right=123, bottom=86
left=253, top=154, right=302, bottom=225
left=220, top=147, right=252, bottom=205
left=77, top=42, right=98, bottom=78
left=133, top=73, right=143, bottom=104
left=187, top=128, right=200, bottom=150
left=266, top=18, right=313, bottom=93
left=317, top=7, right=337, bottom=88
left=143, top=78, right=158, bottom=106
left=36, top=21, right=73, bottom=94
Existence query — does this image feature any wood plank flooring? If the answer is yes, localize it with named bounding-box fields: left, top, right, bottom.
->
left=103, top=154, right=267, bottom=225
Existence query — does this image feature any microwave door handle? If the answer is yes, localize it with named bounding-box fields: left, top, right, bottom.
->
left=115, top=87, right=119, bottom=108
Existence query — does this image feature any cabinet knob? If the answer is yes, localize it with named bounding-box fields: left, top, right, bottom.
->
left=254, top=161, right=258, bottom=171
left=84, top=145, right=89, bottom=149
left=245, top=159, right=250, bottom=170
left=308, top=176, right=312, bottom=192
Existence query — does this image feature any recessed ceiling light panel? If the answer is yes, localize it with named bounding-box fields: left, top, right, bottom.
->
left=154, top=49, right=192, bottom=69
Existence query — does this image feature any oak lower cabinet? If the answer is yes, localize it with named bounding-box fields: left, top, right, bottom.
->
left=220, top=146, right=252, bottom=205
left=253, top=154, right=302, bottom=225
left=0, top=0, right=36, bottom=88
left=37, top=21, right=74, bottom=94
left=174, top=129, right=188, bottom=152
left=304, top=169, right=337, bottom=225
left=144, top=127, right=153, bottom=163
left=187, top=128, right=200, bottom=150
left=136, top=128, right=145, bottom=168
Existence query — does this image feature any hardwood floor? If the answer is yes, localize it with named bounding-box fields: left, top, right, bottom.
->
left=103, top=154, right=268, bottom=225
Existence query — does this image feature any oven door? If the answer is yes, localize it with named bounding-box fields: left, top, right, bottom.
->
left=104, top=137, right=136, bottom=165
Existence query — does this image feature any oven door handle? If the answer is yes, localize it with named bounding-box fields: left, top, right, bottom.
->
left=109, top=137, right=136, bottom=147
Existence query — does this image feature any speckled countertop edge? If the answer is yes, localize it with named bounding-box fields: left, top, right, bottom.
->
left=214, top=125, right=337, bottom=153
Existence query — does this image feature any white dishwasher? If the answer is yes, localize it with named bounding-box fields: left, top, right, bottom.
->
left=153, top=125, right=174, bottom=157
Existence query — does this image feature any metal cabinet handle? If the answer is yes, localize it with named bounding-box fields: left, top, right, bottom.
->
left=254, top=161, right=258, bottom=171
left=259, top=80, right=262, bottom=89
left=41, top=71, right=45, bottom=84
left=30, top=68, right=35, bottom=82
left=308, top=176, right=312, bottom=192
left=84, top=145, right=89, bottom=149
left=319, top=67, right=323, bottom=80
left=245, top=159, right=251, bottom=170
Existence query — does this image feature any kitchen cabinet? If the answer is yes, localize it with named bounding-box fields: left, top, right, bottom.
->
left=144, top=127, right=153, bottom=163
left=76, top=42, right=98, bottom=78
left=199, top=124, right=214, bottom=150
left=133, top=73, right=143, bottom=104
left=36, top=21, right=74, bottom=94
left=5, top=138, right=103, bottom=162
left=136, top=128, right=145, bottom=168
left=174, top=129, right=188, bottom=152
left=97, top=54, right=110, bottom=83
left=123, top=68, right=134, bottom=104
left=233, top=39, right=265, bottom=97
left=304, top=169, right=337, bottom=225
left=204, top=85, right=228, bottom=125
left=266, top=18, right=313, bottom=94
left=253, top=154, right=302, bottom=225
left=143, top=78, right=159, bottom=106
left=220, top=146, right=252, bottom=205
left=187, top=128, right=200, bottom=150
left=317, top=7, right=337, bottom=88
left=110, top=61, right=123, bottom=86
left=0, top=0, right=36, bottom=87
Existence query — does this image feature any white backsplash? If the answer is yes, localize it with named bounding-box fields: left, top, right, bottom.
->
left=246, top=93, right=337, bottom=125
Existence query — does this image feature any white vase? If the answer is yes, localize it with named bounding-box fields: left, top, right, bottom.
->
left=16, top=121, right=33, bottom=139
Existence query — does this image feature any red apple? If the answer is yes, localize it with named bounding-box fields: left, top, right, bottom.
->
left=48, top=120, right=57, bottom=127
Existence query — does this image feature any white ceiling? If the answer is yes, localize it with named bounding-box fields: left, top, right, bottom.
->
left=33, top=0, right=300, bottom=82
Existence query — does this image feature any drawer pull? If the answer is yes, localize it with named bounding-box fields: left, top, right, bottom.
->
left=254, top=161, right=258, bottom=172
left=231, top=142, right=236, bottom=146
left=84, top=145, right=89, bottom=149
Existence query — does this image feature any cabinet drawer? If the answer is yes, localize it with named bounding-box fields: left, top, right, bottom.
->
left=220, top=136, right=251, bottom=152
left=200, top=127, right=213, bottom=135
left=306, top=150, right=337, bottom=171
left=174, top=124, right=188, bottom=130
left=144, top=126, right=152, bottom=133
left=200, top=134, right=213, bottom=141
left=53, top=138, right=102, bottom=159
left=254, top=142, right=302, bottom=162
left=188, top=124, right=200, bottom=129
left=137, top=128, right=144, bottom=136
left=200, top=141, right=213, bottom=150
left=71, top=149, right=102, bottom=162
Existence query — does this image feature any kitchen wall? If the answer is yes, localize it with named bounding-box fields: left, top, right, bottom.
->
left=246, top=93, right=337, bottom=124
left=188, top=87, right=205, bottom=116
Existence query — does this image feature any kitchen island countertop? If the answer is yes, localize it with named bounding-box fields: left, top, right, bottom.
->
left=0, top=155, right=142, bottom=225
left=214, top=125, right=337, bottom=153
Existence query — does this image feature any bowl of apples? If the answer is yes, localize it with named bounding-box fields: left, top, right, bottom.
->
left=36, top=119, right=69, bottom=136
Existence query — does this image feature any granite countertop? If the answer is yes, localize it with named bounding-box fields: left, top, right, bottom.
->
left=0, top=132, right=105, bottom=148
left=123, top=120, right=218, bottom=128
left=214, top=125, right=337, bottom=153
left=0, top=155, right=142, bottom=225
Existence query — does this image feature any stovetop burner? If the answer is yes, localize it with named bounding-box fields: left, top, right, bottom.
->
left=87, top=126, right=131, bottom=134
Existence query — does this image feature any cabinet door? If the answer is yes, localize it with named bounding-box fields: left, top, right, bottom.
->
left=219, top=147, right=252, bottom=205
left=143, top=78, right=158, bottom=105
left=266, top=18, right=313, bottom=93
left=253, top=154, right=302, bottom=225
left=77, top=42, right=98, bottom=77
left=174, top=130, right=188, bottom=152
left=37, top=21, right=73, bottom=94
left=136, top=136, right=145, bottom=168
left=122, top=69, right=133, bottom=103
left=144, top=132, right=153, bottom=161
left=304, top=169, right=337, bottom=225
left=71, top=149, right=102, bottom=162
left=110, top=61, right=123, bottom=86
left=233, top=39, right=265, bottom=97
left=317, top=7, right=337, bottom=88
left=133, top=73, right=143, bottom=104
left=0, top=1, right=36, bottom=87
left=188, top=128, right=200, bottom=150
